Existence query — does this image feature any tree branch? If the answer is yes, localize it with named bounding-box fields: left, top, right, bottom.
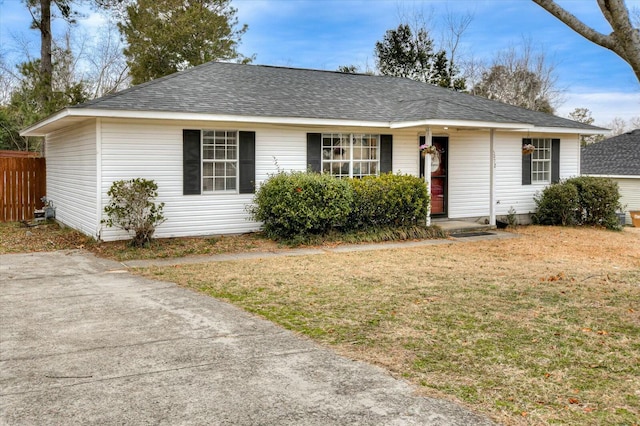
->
left=532, top=0, right=617, bottom=51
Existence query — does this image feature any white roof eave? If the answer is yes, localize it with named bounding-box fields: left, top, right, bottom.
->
left=390, top=119, right=533, bottom=130
left=21, top=109, right=395, bottom=135
left=21, top=108, right=610, bottom=137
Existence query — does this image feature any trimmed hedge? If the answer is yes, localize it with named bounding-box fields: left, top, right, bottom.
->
left=250, top=172, right=430, bottom=240
left=249, top=171, right=354, bottom=240
left=533, top=176, right=621, bottom=230
left=349, top=173, right=430, bottom=229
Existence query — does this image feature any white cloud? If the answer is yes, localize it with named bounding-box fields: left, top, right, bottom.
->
left=81, top=11, right=109, bottom=32
left=557, top=91, right=640, bottom=127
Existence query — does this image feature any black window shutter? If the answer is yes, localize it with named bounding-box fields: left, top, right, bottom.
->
left=521, top=138, right=532, bottom=185
left=551, top=139, right=560, bottom=183
left=380, top=134, right=393, bottom=173
left=307, top=133, right=322, bottom=173
left=183, top=129, right=201, bottom=195
left=239, top=131, right=256, bottom=194
left=419, top=136, right=426, bottom=179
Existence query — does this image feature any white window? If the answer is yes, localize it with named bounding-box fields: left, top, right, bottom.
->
left=322, top=133, right=379, bottom=178
left=202, top=130, right=237, bottom=192
left=531, top=138, right=551, bottom=183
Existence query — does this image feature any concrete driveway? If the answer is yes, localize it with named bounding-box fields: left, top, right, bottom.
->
left=1, top=250, right=495, bottom=425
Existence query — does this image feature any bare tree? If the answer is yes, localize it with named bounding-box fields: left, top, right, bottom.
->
left=607, top=117, right=628, bottom=136
left=442, top=9, right=474, bottom=90
left=0, top=54, right=20, bottom=105
left=77, top=20, right=130, bottom=97
left=533, top=0, right=640, bottom=83
left=568, top=107, right=604, bottom=145
left=630, top=116, right=640, bottom=129
left=472, top=40, right=563, bottom=113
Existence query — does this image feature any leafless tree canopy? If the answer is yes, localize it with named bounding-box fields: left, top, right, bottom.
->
left=471, top=41, right=563, bottom=114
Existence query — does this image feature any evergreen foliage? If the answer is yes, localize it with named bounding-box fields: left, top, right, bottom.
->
left=374, top=24, right=465, bottom=90
left=250, top=172, right=431, bottom=242
left=249, top=171, right=354, bottom=242
left=119, top=0, right=251, bottom=84
left=533, top=176, right=622, bottom=230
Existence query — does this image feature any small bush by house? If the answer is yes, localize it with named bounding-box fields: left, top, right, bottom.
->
left=102, top=178, right=166, bottom=247
left=567, top=176, right=621, bottom=229
left=533, top=182, right=580, bottom=226
left=533, top=176, right=621, bottom=230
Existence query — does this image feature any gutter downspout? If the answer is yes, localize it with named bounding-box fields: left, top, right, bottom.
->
left=425, top=127, right=432, bottom=226
left=489, top=128, right=496, bottom=226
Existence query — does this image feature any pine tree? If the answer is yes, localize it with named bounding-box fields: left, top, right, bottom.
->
left=119, top=0, right=251, bottom=84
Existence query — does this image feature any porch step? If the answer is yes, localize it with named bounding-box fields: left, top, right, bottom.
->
left=431, top=220, right=496, bottom=235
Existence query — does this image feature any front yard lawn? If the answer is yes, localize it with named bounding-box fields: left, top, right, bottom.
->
left=138, top=226, right=640, bottom=426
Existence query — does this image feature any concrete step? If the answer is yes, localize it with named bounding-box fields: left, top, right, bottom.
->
left=431, top=220, right=497, bottom=235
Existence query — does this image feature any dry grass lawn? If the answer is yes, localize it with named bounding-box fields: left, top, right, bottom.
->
left=139, top=226, right=640, bottom=426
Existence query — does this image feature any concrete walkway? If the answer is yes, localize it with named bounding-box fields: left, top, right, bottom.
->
left=0, top=250, right=497, bottom=425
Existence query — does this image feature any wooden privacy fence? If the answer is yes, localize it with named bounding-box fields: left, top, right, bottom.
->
left=0, top=157, right=46, bottom=222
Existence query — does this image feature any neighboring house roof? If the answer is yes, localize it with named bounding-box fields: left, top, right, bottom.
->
left=581, top=129, right=640, bottom=176
left=22, top=62, right=606, bottom=136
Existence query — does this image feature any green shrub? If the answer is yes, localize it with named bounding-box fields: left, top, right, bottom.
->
left=250, top=171, right=354, bottom=240
left=348, top=173, right=430, bottom=229
left=533, top=183, right=580, bottom=226
left=566, top=176, right=621, bottom=229
left=533, top=177, right=621, bottom=230
left=102, top=178, right=166, bottom=247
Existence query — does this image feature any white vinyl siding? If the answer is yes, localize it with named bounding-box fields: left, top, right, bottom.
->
left=447, top=131, right=490, bottom=218
left=45, top=120, right=97, bottom=237
left=616, top=178, right=640, bottom=225
left=494, top=133, right=580, bottom=216
left=99, top=120, right=254, bottom=241
left=97, top=121, right=427, bottom=241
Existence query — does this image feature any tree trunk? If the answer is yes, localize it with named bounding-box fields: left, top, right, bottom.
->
left=39, top=0, right=53, bottom=109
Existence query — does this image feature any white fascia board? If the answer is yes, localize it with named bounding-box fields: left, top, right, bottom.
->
left=389, top=119, right=533, bottom=130
left=20, top=109, right=71, bottom=136
left=506, top=126, right=610, bottom=136
left=24, top=108, right=392, bottom=134
left=582, top=174, right=640, bottom=179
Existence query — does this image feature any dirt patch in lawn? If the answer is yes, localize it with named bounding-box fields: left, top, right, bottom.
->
left=139, top=226, right=640, bottom=426
left=0, top=221, right=282, bottom=260
left=0, top=221, right=90, bottom=253
left=0, top=221, right=445, bottom=261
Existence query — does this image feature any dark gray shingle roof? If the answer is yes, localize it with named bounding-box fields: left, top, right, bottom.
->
left=73, top=62, right=602, bottom=130
left=581, top=129, right=640, bottom=176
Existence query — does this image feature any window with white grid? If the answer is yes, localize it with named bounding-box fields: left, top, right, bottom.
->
left=531, top=138, right=551, bottom=183
left=202, top=130, right=237, bottom=192
left=321, top=133, right=379, bottom=178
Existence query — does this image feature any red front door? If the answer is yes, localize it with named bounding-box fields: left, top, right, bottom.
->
left=419, top=136, right=448, bottom=216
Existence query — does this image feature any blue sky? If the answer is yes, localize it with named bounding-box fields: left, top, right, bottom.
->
left=1, top=0, right=639, bottom=126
